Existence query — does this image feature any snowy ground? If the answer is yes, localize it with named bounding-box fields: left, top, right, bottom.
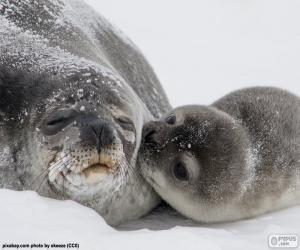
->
left=1, top=1, right=300, bottom=249
left=0, top=189, right=299, bottom=250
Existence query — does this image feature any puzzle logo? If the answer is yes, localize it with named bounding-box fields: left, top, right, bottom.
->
left=269, top=234, right=298, bottom=248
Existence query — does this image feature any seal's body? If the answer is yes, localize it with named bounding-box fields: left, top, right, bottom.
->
left=0, top=0, right=170, bottom=225
left=139, top=87, right=300, bottom=223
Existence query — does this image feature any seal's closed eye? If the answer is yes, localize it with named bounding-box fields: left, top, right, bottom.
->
left=42, top=109, right=78, bottom=135
left=116, top=116, right=135, bottom=131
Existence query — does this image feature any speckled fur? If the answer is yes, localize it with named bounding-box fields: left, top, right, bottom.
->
left=139, top=87, right=300, bottom=223
left=0, top=0, right=171, bottom=225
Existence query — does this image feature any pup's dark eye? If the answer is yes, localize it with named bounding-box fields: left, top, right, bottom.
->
left=42, top=109, right=78, bottom=135
left=117, top=116, right=135, bottom=131
left=165, top=113, right=176, bottom=125
left=173, top=162, right=189, bottom=181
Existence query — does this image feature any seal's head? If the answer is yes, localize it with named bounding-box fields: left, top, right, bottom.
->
left=36, top=73, right=141, bottom=196
left=139, top=105, right=252, bottom=222
left=1, top=67, right=158, bottom=225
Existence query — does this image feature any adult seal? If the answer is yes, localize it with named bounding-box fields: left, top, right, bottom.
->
left=0, top=0, right=170, bottom=225
left=139, top=87, right=300, bottom=223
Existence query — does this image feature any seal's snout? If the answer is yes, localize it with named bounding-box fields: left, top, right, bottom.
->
left=89, top=120, right=114, bottom=153
left=79, top=114, right=115, bottom=152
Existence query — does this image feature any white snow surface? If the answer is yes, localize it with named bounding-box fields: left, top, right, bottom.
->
left=0, top=189, right=299, bottom=250
left=1, top=0, right=300, bottom=249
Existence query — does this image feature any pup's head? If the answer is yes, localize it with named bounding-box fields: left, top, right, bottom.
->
left=139, top=105, right=250, bottom=220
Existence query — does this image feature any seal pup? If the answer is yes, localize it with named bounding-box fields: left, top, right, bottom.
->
left=139, top=87, right=300, bottom=223
left=0, top=0, right=170, bottom=225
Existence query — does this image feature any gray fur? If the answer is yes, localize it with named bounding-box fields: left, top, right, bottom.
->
left=0, top=0, right=171, bottom=225
left=139, top=87, right=300, bottom=223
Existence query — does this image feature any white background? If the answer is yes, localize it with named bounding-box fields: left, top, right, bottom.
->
left=85, top=0, right=300, bottom=107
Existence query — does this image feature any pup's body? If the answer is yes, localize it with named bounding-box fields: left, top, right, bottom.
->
left=139, top=87, right=300, bottom=223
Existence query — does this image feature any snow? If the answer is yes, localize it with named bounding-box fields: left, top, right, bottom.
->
left=0, top=189, right=299, bottom=250
left=1, top=0, right=300, bottom=249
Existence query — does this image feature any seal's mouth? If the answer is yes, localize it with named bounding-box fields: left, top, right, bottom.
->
left=82, top=161, right=113, bottom=176
left=85, top=163, right=110, bottom=171
left=79, top=153, right=118, bottom=185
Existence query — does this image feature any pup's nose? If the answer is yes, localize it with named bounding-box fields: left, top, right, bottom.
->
left=142, top=122, right=161, bottom=146
left=143, top=129, right=157, bottom=145
left=89, top=120, right=114, bottom=153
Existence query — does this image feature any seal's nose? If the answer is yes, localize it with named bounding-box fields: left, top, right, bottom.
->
left=79, top=114, right=115, bottom=152
left=89, top=120, right=114, bottom=153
